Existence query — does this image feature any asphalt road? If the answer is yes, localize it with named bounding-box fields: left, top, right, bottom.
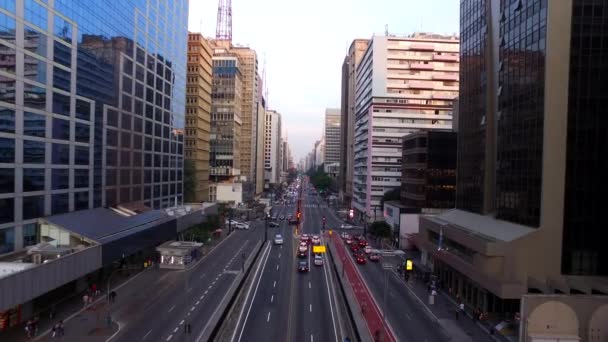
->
left=110, top=222, right=264, bottom=342
left=321, top=199, right=448, bottom=342
left=235, top=180, right=341, bottom=342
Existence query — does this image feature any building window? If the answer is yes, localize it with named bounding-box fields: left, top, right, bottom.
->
left=0, top=226, right=14, bottom=254
left=23, top=168, right=45, bottom=192
left=23, top=111, right=46, bottom=137
left=52, top=143, right=69, bottom=164
left=0, top=106, right=15, bottom=133
left=23, top=82, right=45, bottom=109
left=22, top=195, right=44, bottom=220
left=74, top=191, right=89, bottom=211
left=52, top=168, right=69, bottom=190
left=22, top=223, right=37, bottom=247
left=52, top=117, right=70, bottom=140
left=23, top=140, right=45, bottom=164
left=52, top=193, right=69, bottom=215
left=74, top=169, right=88, bottom=188
left=0, top=137, right=15, bottom=163
left=52, top=92, right=71, bottom=116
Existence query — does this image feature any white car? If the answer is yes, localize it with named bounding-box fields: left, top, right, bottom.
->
left=298, top=242, right=308, bottom=253
left=235, top=222, right=249, bottom=230
left=341, top=224, right=354, bottom=229
left=312, top=235, right=321, bottom=245
left=274, top=234, right=284, bottom=245
left=314, top=254, right=324, bottom=266
left=364, top=246, right=372, bottom=254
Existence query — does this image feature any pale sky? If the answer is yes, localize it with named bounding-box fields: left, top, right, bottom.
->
left=187, top=0, right=459, bottom=161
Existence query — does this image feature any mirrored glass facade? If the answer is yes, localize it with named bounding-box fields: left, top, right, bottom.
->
left=0, top=0, right=188, bottom=254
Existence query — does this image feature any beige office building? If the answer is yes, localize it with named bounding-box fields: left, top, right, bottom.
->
left=231, top=47, right=258, bottom=184
left=185, top=33, right=212, bottom=202
left=255, top=97, right=266, bottom=195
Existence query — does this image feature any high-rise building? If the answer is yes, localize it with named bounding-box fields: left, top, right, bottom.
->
left=185, top=33, right=212, bottom=203
left=315, top=137, right=324, bottom=167
left=417, top=0, right=608, bottom=328
left=339, top=39, right=369, bottom=207
left=254, top=94, right=266, bottom=195
left=0, top=0, right=188, bottom=255
left=208, top=49, right=242, bottom=202
left=324, top=108, right=341, bottom=164
left=263, top=110, right=281, bottom=186
left=231, top=46, right=258, bottom=185
left=352, top=33, right=459, bottom=219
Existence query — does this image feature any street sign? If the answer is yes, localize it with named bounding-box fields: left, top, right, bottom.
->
left=313, top=245, right=326, bottom=253
left=382, top=263, right=393, bottom=270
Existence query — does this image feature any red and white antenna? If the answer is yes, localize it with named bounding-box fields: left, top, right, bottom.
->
left=215, top=0, right=232, bottom=42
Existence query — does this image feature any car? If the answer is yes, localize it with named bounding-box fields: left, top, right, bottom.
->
left=356, top=254, right=367, bottom=264
left=364, top=246, right=372, bottom=254
left=271, top=215, right=277, bottom=220
left=297, top=250, right=307, bottom=258
left=350, top=244, right=360, bottom=253
left=235, top=222, right=249, bottom=230
left=341, top=224, right=354, bottom=229
left=314, top=254, right=324, bottom=266
left=298, top=242, right=308, bottom=253
left=279, top=215, right=285, bottom=220
left=289, top=219, right=299, bottom=225
left=298, top=260, right=309, bottom=272
left=345, top=238, right=353, bottom=245
left=369, top=253, right=381, bottom=262
left=274, top=234, right=284, bottom=245
left=312, top=235, right=321, bottom=245
left=353, top=234, right=364, bottom=241
left=268, top=222, right=279, bottom=228
left=287, top=214, right=293, bottom=220
left=341, top=232, right=351, bottom=240
left=358, top=239, right=368, bottom=247
left=301, top=234, right=312, bottom=244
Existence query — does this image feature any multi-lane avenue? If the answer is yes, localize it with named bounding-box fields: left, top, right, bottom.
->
left=233, top=180, right=343, bottom=342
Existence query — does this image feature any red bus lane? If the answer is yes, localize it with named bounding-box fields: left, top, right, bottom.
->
left=330, top=234, right=396, bottom=342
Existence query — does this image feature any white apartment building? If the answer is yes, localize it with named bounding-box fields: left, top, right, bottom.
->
left=352, top=33, right=459, bottom=219
left=263, top=110, right=282, bottom=185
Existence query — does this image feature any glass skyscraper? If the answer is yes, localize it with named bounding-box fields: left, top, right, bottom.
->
left=0, top=0, right=188, bottom=254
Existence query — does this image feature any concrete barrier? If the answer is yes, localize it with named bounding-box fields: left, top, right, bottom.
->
left=327, top=240, right=372, bottom=342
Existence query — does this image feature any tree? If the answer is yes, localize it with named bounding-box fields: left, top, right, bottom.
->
left=184, top=160, right=197, bottom=203
left=380, top=188, right=401, bottom=210
left=369, top=221, right=392, bottom=239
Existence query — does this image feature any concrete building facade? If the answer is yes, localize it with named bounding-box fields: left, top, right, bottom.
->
left=263, top=110, right=281, bottom=186
left=209, top=48, right=242, bottom=201
left=324, top=108, right=341, bottom=164
left=416, top=1, right=608, bottom=333
left=352, top=33, right=459, bottom=219
left=254, top=95, right=266, bottom=194
left=339, top=39, right=369, bottom=207
left=185, top=33, right=212, bottom=203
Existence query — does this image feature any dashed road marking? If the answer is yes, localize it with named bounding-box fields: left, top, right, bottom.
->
left=276, top=265, right=279, bottom=271
left=309, top=304, right=312, bottom=312
left=168, top=305, right=175, bottom=313
left=180, top=320, right=185, bottom=325
left=267, top=312, right=271, bottom=322
left=166, top=335, right=173, bottom=341
left=308, top=281, right=311, bottom=289
left=143, top=329, right=152, bottom=339
left=173, top=327, right=178, bottom=333
left=190, top=306, right=195, bottom=312
left=273, top=281, right=276, bottom=288
left=196, top=300, right=200, bottom=305
left=271, top=295, right=274, bottom=303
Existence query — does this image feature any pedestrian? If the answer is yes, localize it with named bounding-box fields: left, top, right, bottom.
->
left=51, top=324, right=57, bottom=338
left=32, top=316, right=39, bottom=336
left=459, top=302, right=465, bottom=319
left=25, top=320, right=32, bottom=338
left=91, top=283, right=97, bottom=297
left=83, top=293, right=89, bottom=308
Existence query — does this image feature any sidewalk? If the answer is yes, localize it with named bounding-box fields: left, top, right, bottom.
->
left=2, top=232, right=231, bottom=342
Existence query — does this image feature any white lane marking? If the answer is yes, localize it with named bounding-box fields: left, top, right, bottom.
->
left=273, top=281, right=276, bottom=288
left=232, top=243, right=272, bottom=342
left=173, top=327, right=178, bottom=333
left=310, top=334, right=314, bottom=342
left=212, top=280, right=216, bottom=285
left=180, top=320, right=185, bottom=325
left=190, top=306, right=195, bottom=312
left=406, top=313, right=412, bottom=320
left=309, top=304, right=312, bottom=313
left=205, top=290, right=208, bottom=294
left=200, top=295, right=204, bottom=300
left=196, top=300, right=200, bottom=305
left=166, top=335, right=172, bottom=341
left=278, top=253, right=281, bottom=258
left=142, top=329, right=152, bottom=340
left=276, top=264, right=279, bottom=271
left=168, top=305, right=175, bottom=313
left=308, top=281, right=311, bottom=289
left=321, top=237, right=340, bottom=342
left=271, top=295, right=274, bottom=303
left=266, top=311, right=271, bottom=322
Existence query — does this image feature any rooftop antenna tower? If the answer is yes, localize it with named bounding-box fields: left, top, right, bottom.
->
left=215, top=0, right=232, bottom=42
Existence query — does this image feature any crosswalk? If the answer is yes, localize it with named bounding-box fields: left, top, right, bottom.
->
left=302, top=204, right=328, bottom=208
